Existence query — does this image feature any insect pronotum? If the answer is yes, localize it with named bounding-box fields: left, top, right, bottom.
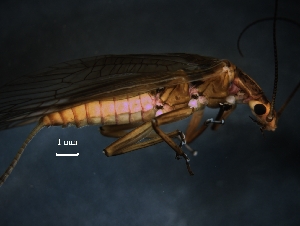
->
left=0, top=2, right=299, bottom=187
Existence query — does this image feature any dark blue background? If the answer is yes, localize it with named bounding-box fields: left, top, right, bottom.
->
left=0, top=0, right=299, bottom=225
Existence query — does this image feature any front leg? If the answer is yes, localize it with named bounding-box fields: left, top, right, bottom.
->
left=186, top=101, right=236, bottom=143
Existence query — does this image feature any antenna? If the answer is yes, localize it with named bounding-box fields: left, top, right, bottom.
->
left=237, top=0, right=300, bottom=124
left=266, top=0, right=279, bottom=122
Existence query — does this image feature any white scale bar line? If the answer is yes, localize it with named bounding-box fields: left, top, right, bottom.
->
left=56, top=153, right=79, bottom=156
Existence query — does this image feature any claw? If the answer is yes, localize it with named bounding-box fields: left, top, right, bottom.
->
left=182, top=153, right=194, bottom=176
left=174, top=146, right=194, bottom=175
left=179, top=152, right=194, bottom=175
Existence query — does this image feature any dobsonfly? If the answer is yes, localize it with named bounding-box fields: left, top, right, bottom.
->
left=0, top=2, right=299, bottom=187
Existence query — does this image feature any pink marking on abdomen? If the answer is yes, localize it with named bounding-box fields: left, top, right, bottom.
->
left=41, top=93, right=156, bottom=128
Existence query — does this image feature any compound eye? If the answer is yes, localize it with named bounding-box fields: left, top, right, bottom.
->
left=254, top=104, right=266, bottom=115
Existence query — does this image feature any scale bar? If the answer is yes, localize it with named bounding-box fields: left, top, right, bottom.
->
left=56, top=153, right=79, bottom=157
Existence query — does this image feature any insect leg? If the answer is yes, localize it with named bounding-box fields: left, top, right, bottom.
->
left=186, top=103, right=236, bottom=144
left=100, top=123, right=142, bottom=138
left=112, top=129, right=182, bottom=151
left=104, top=107, right=195, bottom=175
left=103, top=121, right=185, bottom=155
left=102, top=122, right=192, bottom=156
left=150, top=107, right=195, bottom=175
left=211, top=103, right=236, bottom=130
left=185, top=107, right=205, bottom=143
left=104, top=107, right=195, bottom=156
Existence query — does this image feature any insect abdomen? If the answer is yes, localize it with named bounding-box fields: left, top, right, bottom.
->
left=41, top=93, right=155, bottom=127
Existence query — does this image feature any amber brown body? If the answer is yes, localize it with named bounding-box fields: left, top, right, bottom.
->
left=40, top=65, right=237, bottom=129
left=0, top=54, right=279, bottom=186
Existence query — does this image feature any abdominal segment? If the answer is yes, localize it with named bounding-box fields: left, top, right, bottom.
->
left=41, top=93, right=155, bottom=127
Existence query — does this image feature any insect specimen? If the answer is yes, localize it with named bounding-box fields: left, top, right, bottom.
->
left=0, top=2, right=298, bottom=187
left=0, top=52, right=297, bottom=186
